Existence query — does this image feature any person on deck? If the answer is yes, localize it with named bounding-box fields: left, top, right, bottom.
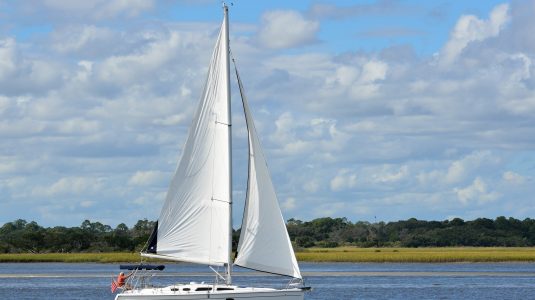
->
left=117, top=271, right=133, bottom=289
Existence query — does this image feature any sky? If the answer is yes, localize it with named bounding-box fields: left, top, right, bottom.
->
left=1, top=0, right=534, bottom=228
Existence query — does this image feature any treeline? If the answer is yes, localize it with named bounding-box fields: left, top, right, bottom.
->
left=287, top=217, right=535, bottom=248
left=1, top=216, right=535, bottom=253
left=0, top=219, right=156, bottom=253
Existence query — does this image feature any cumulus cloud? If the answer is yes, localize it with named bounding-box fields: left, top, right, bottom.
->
left=281, top=197, right=297, bottom=211
left=325, top=59, right=388, bottom=99
left=258, top=10, right=319, bottom=49
left=0, top=38, right=62, bottom=95
left=502, top=171, right=525, bottom=185
left=302, top=179, right=320, bottom=193
left=0, top=39, right=17, bottom=80
left=416, top=151, right=501, bottom=187
left=96, top=32, right=182, bottom=85
left=50, top=25, right=117, bottom=57
left=454, top=177, right=500, bottom=205
left=372, top=165, right=409, bottom=183
left=440, top=3, right=510, bottom=65
left=330, top=169, right=357, bottom=192
left=33, top=177, right=103, bottom=197
left=128, top=170, right=167, bottom=186
left=270, top=112, right=309, bottom=155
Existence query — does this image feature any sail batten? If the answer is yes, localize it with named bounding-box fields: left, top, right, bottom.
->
left=233, top=63, right=302, bottom=279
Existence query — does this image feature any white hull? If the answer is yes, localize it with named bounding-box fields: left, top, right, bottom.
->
left=115, top=284, right=304, bottom=300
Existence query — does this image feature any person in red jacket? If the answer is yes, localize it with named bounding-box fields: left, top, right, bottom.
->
left=117, top=271, right=133, bottom=289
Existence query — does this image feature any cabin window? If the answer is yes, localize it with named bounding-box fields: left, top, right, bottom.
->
left=183, top=288, right=190, bottom=291
left=195, top=287, right=212, bottom=291
left=217, top=288, right=234, bottom=291
left=170, top=288, right=179, bottom=292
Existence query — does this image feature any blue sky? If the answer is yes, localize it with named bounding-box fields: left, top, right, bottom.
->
left=1, top=0, right=534, bottom=227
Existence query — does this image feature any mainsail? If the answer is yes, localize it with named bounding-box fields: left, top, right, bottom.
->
left=233, top=65, right=302, bottom=279
left=142, top=12, right=232, bottom=267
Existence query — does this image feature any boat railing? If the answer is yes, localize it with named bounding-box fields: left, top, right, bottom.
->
left=120, top=264, right=165, bottom=290
left=285, top=277, right=305, bottom=289
left=127, top=269, right=151, bottom=289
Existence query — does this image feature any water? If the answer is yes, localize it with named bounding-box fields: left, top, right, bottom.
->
left=1, top=262, right=534, bottom=299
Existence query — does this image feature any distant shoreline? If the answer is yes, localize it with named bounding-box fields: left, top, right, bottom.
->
left=1, top=247, right=535, bottom=263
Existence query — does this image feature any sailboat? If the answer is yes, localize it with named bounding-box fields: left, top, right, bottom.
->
left=115, top=4, right=307, bottom=300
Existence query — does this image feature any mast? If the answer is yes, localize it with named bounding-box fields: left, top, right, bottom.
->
left=222, top=3, right=233, bottom=285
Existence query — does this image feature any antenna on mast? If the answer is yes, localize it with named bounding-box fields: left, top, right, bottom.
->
left=222, top=1, right=234, bottom=8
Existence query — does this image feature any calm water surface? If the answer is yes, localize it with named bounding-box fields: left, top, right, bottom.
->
left=1, top=262, right=534, bottom=299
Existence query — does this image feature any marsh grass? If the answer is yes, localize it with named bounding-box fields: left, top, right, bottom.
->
left=0, top=252, right=149, bottom=263
left=297, top=247, right=535, bottom=262
left=1, top=247, right=535, bottom=263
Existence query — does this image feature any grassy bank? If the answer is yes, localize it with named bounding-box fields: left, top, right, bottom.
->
left=1, top=247, right=535, bottom=263
left=297, top=247, right=535, bottom=263
left=0, top=252, right=145, bottom=263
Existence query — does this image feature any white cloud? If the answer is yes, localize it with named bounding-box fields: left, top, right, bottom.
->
left=502, top=171, right=525, bottom=185
left=330, top=169, right=357, bottom=192
left=51, top=25, right=115, bottom=54
left=153, top=113, right=188, bottom=126
left=128, top=171, right=167, bottom=186
left=281, top=197, right=297, bottom=211
left=302, top=179, right=320, bottom=193
left=445, top=160, right=466, bottom=183
left=0, top=39, right=17, bottom=80
left=440, top=3, right=510, bottom=65
left=0, top=38, right=62, bottom=95
left=454, top=177, right=500, bottom=205
left=417, top=151, right=500, bottom=186
left=258, top=10, right=319, bottom=49
left=56, top=118, right=101, bottom=134
left=34, top=177, right=103, bottom=197
left=326, top=59, right=388, bottom=99
left=360, top=60, right=388, bottom=83
left=96, top=31, right=181, bottom=85
left=372, top=165, right=409, bottom=183
left=0, top=156, right=42, bottom=175
left=346, top=120, right=377, bottom=132
left=132, top=191, right=166, bottom=206
left=0, top=96, right=10, bottom=115
left=80, top=200, right=96, bottom=208
left=270, top=112, right=309, bottom=155
left=448, top=151, right=500, bottom=183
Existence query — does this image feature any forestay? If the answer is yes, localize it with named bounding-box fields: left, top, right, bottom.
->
left=142, top=16, right=231, bottom=266
left=233, top=66, right=302, bottom=279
